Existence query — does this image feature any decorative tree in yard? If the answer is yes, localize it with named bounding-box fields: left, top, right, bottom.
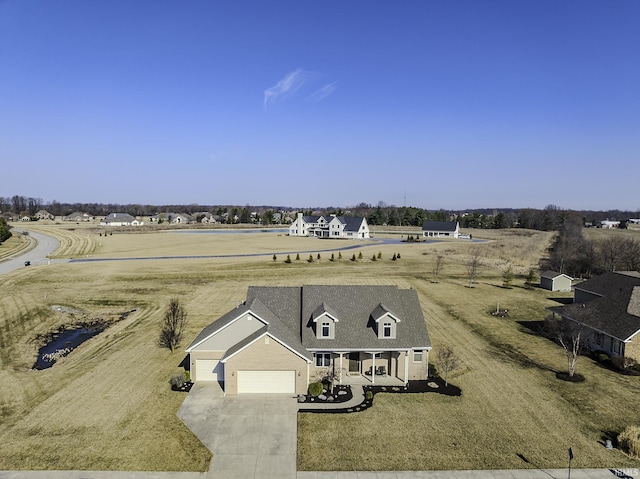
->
left=432, top=254, right=444, bottom=282
left=502, top=265, right=514, bottom=288
left=524, top=268, right=537, bottom=289
left=544, top=314, right=583, bottom=379
left=466, top=249, right=482, bottom=288
left=436, top=345, right=461, bottom=387
left=159, top=298, right=189, bottom=353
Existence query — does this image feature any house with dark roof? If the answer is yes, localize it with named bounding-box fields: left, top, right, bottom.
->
left=186, top=285, right=431, bottom=394
left=548, top=271, right=640, bottom=362
left=422, top=221, right=460, bottom=239
left=35, top=210, right=54, bottom=221
left=289, top=213, right=370, bottom=239
left=540, top=271, right=573, bottom=292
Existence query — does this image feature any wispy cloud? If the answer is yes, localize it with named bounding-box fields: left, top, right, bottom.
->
left=307, top=81, right=338, bottom=102
left=263, top=68, right=307, bottom=109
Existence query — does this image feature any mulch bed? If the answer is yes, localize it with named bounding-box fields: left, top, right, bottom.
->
left=172, top=381, right=194, bottom=392
left=299, top=378, right=461, bottom=414
left=297, top=384, right=353, bottom=404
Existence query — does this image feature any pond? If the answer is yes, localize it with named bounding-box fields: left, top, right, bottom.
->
left=33, top=325, right=107, bottom=370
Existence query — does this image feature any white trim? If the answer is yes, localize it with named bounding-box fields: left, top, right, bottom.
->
left=374, top=311, right=401, bottom=323
left=306, top=346, right=431, bottom=352
left=312, top=311, right=340, bottom=323
left=221, top=331, right=311, bottom=363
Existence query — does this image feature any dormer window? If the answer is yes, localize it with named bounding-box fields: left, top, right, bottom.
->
left=383, top=322, right=392, bottom=338
left=321, top=322, right=331, bottom=338
left=312, top=302, right=339, bottom=339
left=372, top=303, right=400, bottom=339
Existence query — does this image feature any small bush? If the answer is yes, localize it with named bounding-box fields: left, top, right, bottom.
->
left=296, top=253, right=300, bottom=261
left=351, top=254, right=356, bottom=261
left=358, top=252, right=363, bottom=260
left=308, top=382, right=323, bottom=397
left=593, top=352, right=610, bottom=364
left=618, top=425, right=640, bottom=458
left=377, top=251, right=382, bottom=259
left=285, top=254, right=291, bottom=263
left=184, top=370, right=191, bottom=382
left=317, top=253, right=321, bottom=260
left=338, top=252, right=342, bottom=260
left=612, top=355, right=638, bottom=371
left=397, top=253, right=401, bottom=259
left=371, top=254, right=377, bottom=261
left=272, top=254, right=277, bottom=262
left=308, top=254, right=314, bottom=263
left=330, top=253, right=335, bottom=261
left=169, top=372, right=186, bottom=389
left=365, top=390, right=373, bottom=401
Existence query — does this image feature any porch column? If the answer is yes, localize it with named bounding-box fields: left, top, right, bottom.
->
left=339, top=353, right=343, bottom=384
left=372, top=353, right=376, bottom=384
left=404, top=350, right=409, bottom=385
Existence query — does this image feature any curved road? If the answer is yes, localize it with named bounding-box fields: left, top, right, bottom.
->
left=0, top=230, right=62, bottom=275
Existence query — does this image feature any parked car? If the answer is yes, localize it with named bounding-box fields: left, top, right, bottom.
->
left=24, top=261, right=30, bottom=266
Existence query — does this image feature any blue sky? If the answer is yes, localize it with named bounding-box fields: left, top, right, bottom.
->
left=1, top=1, right=638, bottom=211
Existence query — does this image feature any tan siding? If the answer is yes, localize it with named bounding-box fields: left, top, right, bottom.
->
left=224, top=335, right=308, bottom=394
left=624, top=337, right=640, bottom=363
left=189, top=350, right=224, bottom=382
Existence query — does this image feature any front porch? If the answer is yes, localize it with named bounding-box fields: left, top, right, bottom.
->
left=340, top=372, right=407, bottom=387
left=317, top=350, right=418, bottom=387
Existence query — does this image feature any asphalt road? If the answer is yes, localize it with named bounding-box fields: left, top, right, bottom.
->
left=0, top=229, right=63, bottom=275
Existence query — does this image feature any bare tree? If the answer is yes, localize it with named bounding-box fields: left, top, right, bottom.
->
left=159, top=298, right=189, bottom=353
left=466, top=249, right=482, bottom=288
left=436, top=345, right=461, bottom=386
left=544, top=314, right=583, bottom=378
left=432, top=254, right=444, bottom=282
left=596, top=236, right=640, bottom=272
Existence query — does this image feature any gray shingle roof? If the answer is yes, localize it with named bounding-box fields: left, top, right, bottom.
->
left=422, top=221, right=457, bottom=232
left=189, top=285, right=431, bottom=358
left=540, top=270, right=570, bottom=280
left=336, top=216, right=366, bottom=232
left=300, top=285, right=430, bottom=350
left=549, top=272, right=640, bottom=341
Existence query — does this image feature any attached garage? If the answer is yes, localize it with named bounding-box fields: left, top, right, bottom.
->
left=237, top=370, right=296, bottom=394
left=195, top=359, right=224, bottom=382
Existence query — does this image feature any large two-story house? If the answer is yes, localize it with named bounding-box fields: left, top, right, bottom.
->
left=289, top=213, right=370, bottom=239
left=186, top=285, right=431, bottom=394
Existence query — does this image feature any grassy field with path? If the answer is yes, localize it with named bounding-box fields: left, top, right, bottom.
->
left=0, top=225, right=638, bottom=471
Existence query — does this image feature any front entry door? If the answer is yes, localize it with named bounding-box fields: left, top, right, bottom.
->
left=348, top=352, right=360, bottom=373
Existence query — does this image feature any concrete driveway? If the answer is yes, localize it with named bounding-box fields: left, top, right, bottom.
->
left=178, top=382, right=298, bottom=479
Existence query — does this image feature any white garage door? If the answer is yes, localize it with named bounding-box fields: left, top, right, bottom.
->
left=237, top=370, right=296, bottom=394
left=195, top=359, right=223, bottom=382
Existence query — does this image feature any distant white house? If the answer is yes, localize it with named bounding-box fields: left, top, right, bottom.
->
left=100, top=213, right=143, bottom=226
left=600, top=220, right=620, bottom=229
left=289, top=213, right=370, bottom=239
left=64, top=212, right=94, bottom=222
left=540, top=271, right=573, bottom=292
left=422, top=221, right=460, bottom=239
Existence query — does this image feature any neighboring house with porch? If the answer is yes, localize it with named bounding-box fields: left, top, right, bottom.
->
left=100, top=213, right=143, bottom=226
left=548, top=271, right=640, bottom=362
left=63, top=212, right=94, bottom=222
left=186, top=285, right=432, bottom=394
left=422, top=221, right=460, bottom=239
left=540, top=271, right=573, bottom=292
left=289, top=213, right=370, bottom=239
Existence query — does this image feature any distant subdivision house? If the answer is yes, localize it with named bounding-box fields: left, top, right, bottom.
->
left=186, top=285, right=431, bottom=394
left=64, top=212, right=94, bottom=222
left=422, top=221, right=460, bottom=239
left=100, top=213, right=143, bottom=226
left=289, top=213, right=370, bottom=239
left=548, top=271, right=640, bottom=362
left=35, top=210, right=54, bottom=220
left=540, top=271, right=573, bottom=292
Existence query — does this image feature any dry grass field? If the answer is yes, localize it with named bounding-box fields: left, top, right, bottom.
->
left=0, top=230, right=33, bottom=260
left=1, top=225, right=639, bottom=471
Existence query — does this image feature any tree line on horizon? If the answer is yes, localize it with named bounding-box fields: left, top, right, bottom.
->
left=1, top=195, right=637, bottom=232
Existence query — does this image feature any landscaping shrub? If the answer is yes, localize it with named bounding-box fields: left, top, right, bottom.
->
left=308, top=382, right=323, bottom=397
left=612, top=355, right=638, bottom=372
left=618, top=425, right=640, bottom=458
left=184, top=370, right=191, bottom=382
left=593, top=352, right=610, bottom=364
left=365, top=390, right=373, bottom=401
left=169, top=371, right=186, bottom=389
left=285, top=254, right=291, bottom=263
